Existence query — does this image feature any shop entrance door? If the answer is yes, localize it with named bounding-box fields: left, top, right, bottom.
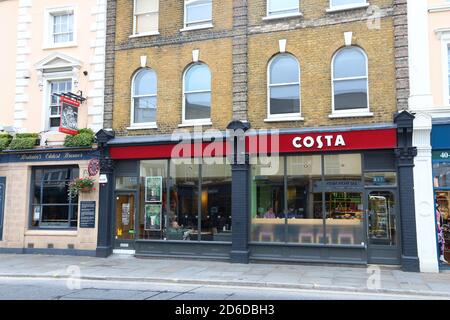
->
left=365, top=189, right=401, bottom=265
left=0, top=177, right=5, bottom=240
left=114, top=192, right=137, bottom=250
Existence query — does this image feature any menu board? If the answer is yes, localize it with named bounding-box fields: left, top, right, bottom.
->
left=80, top=201, right=96, bottom=228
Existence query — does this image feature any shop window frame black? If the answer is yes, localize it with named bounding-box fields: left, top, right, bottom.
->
left=249, top=152, right=367, bottom=247
left=28, top=165, right=80, bottom=230
left=134, top=158, right=233, bottom=243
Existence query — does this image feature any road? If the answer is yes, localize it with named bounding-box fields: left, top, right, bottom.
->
left=0, top=276, right=447, bottom=300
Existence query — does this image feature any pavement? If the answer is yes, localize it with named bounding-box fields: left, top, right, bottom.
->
left=0, top=253, right=450, bottom=298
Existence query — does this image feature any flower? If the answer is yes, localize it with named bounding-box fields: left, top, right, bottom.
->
left=67, top=176, right=96, bottom=199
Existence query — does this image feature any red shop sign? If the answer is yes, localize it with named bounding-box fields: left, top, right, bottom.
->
left=109, top=128, right=397, bottom=160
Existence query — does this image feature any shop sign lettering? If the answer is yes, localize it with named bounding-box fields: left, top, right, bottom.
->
left=292, top=135, right=346, bottom=149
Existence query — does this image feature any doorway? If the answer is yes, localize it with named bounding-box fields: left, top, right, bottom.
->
left=114, top=192, right=137, bottom=250
left=365, top=189, right=401, bottom=265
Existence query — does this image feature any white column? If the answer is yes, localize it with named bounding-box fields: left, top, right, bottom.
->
left=407, top=0, right=433, bottom=110
left=413, top=113, right=439, bottom=273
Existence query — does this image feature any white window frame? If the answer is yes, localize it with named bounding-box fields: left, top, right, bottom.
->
left=327, top=0, right=369, bottom=13
left=131, top=0, right=160, bottom=37
left=129, top=68, right=158, bottom=130
left=330, top=46, right=372, bottom=118
left=265, top=54, right=303, bottom=122
left=43, top=6, right=77, bottom=49
left=181, top=63, right=212, bottom=127
left=265, top=0, right=302, bottom=20
left=42, top=75, right=74, bottom=132
left=181, top=0, right=213, bottom=32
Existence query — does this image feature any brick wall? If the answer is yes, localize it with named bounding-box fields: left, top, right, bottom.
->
left=107, top=0, right=401, bottom=135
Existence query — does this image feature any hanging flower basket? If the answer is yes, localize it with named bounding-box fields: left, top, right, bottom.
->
left=68, top=176, right=96, bottom=199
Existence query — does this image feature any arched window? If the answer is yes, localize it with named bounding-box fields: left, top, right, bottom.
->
left=268, top=54, right=301, bottom=119
left=332, top=47, right=369, bottom=114
left=131, top=68, right=157, bottom=126
left=183, top=63, right=211, bottom=123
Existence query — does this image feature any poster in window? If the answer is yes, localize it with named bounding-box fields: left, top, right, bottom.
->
left=144, top=204, right=162, bottom=231
left=145, top=176, right=162, bottom=203
left=121, top=203, right=130, bottom=226
left=58, top=96, right=80, bottom=136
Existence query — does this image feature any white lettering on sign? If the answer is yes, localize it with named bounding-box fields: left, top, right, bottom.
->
left=292, top=135, right=346, bottom=149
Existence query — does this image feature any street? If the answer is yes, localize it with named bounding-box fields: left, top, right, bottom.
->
left=0, top=277, right=447, bottom=300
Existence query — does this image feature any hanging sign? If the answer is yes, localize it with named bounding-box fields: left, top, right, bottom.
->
left=59, top=96, right=80, bottom=136
left=88, top=158, right=100, bottom=176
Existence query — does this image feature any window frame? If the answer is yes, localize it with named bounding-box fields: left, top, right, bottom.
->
left=181, top=63, right=212, bottom=126
left=182, top=0, right=213, bottom=31
left=327, top=0, right=369, bottom=12
left=48, top=79, right=73, bottom=130
left=330, top=46, right=372, bottom=118
left=44, top=76, right=74, bottom=131
left=29, top=166, right=80, bottom=230
left=266, top=0, right=301, bottom=19
left=43, top=6, right=77, bottom=49
left=129, top=68, right=158, bottom=129
left=266, top=53, right=302, bottom=121
left=132, top=0, right=160, bottom=37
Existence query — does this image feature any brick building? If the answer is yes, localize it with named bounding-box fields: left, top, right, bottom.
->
left=97, top=0, right=420, bottom=271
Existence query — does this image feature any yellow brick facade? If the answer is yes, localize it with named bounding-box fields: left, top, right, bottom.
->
left=247, top=19, right=396, bottom=129
left=111, top=0, right=397, bottom=135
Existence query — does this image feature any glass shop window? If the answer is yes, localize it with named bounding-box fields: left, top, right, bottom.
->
left=31, top=166, right=79, bottom=229
left=139, top=160, right=167, bottom=240
left=324, top=154, right=364, bottom=245
left=251, top=157, right=285, bottom=243
left=434, top=162, right=450, bottom=188
left=286, top=155, right=323, bottom=244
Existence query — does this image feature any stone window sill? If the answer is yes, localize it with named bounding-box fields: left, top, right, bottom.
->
left=328, top=112, right=374, bottom=119
left=264, top=116, right=304, bottom=122
left=326, top=3, right=370, bottom=13
left=262, top=12, right=303, bottom=21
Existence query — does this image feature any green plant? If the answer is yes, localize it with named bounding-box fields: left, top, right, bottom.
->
left=0, top=134, right=12, bottom=151
left=15, top=133, right=39, bottom=139
left=68, top=176, right=96, bottom=199
left=8, top=137, right=37, bottom=150
left=64, top=128, right=95, bottom=147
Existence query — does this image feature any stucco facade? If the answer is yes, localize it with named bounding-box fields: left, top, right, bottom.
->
left=0, top=0, right=106, bottom=255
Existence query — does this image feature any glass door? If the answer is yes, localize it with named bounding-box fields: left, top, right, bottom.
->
left=366, top=190, right=400, bottom=265
left=114, top=193, right=136, bottom=250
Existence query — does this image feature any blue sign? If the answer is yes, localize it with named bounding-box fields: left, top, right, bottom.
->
left=373, top=176, right=386, bottom=185
left=0, top=149, right=99, bottom=164
left=432, top=124, right=450, bottom=150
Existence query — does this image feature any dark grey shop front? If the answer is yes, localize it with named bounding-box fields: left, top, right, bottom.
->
left=95, top=113, right=420, bottom=272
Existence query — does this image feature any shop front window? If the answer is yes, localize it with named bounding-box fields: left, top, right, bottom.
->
left=251, top=158, right=285, bottom=243
left=139, top=160, right=167, bottom=240
left=324, top=154, right=364, bottom=245
left=31, top=166, right=79, bottom=229
left=286, top=156, right=323, bottom=244
left=200, top=161, right=232, bottom=241
left=434, top=162, right=450, bottom=188
left=251, top=154, right=365, bottom=246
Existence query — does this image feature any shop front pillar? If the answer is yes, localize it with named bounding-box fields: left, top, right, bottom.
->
left=95, top=129, right=115, bottom=258
left=413, top=113, right=439, bottom=273
left=394, top=111, right=420, bottom=272
left=227, top=120, right=251, bottom=264
left=230, top=162, right=250, bottom=263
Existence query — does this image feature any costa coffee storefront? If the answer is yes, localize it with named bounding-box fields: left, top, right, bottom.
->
left=96, top=114, right=419, bottom=270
